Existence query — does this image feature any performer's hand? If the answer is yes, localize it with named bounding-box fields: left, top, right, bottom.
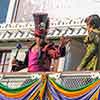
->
left=42, top=43, right=54, bottom=52
left=76, top=66, right=81, bottom=71
left=11, top=57, right=17, bottom=65
left=65, top=36, right=71, bottom=44
left=48, top=48, right=59, bottom=59
left=59, top=36, right=71, bottom=47
left=59, top=36, right=65, bottom=47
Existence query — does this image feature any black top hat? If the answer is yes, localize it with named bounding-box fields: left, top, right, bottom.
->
left=33, top=13, right=49, bottom=36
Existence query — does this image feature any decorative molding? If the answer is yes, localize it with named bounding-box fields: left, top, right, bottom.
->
left=0, top=17, right=87, bottom=41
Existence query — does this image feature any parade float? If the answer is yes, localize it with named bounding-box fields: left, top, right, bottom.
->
left=0, top=0, right=100, bottom=99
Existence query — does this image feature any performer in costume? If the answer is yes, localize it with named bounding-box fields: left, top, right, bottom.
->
left=77, top=14, right=100, bottom=71
left=12, top=13, right=66, bottom=72
left=57, top=36, right=71, bottom=72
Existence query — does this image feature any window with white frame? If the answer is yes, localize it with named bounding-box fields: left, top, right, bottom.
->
left=0, top=50, right=11, bottom=72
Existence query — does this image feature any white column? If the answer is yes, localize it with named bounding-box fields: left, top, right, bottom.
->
left=6, top=0, right=16, bottom=23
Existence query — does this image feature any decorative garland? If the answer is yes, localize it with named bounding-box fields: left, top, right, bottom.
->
left=0, top=75, right=100, bottom=100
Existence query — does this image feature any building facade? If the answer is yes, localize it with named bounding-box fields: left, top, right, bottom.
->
left=0, top=0, right=100, bottom=72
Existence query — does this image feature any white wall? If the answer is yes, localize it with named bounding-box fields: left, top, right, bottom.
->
left=8, top=0, right=100, bottom=22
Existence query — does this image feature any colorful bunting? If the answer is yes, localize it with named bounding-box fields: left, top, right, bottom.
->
left=0, top=75, right=100, bottom=100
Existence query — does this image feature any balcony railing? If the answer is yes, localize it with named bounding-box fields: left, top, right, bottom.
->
left=0, top=72, right=100, bottom=99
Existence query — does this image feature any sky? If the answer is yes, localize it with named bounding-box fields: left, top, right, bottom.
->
left=0, top=0, right=10, bottom=23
